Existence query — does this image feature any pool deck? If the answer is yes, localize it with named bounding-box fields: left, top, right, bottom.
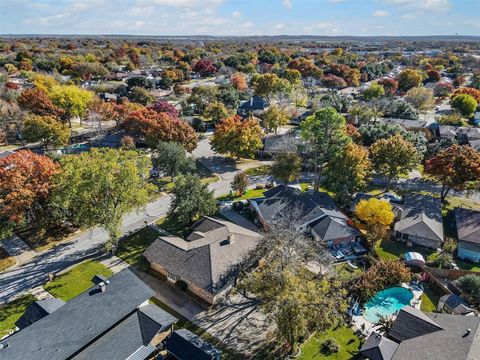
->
left=351, top=283, right=423, bottom=338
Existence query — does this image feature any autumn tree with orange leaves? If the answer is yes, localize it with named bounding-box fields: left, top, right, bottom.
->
left=17, top=88, right=64, bottom=118
left=210, top=115, right=263, bottom=159
left=425, top=145, right=480, bottom=202
left=122, top=108, right=198, bottom=151
left=0, top=150, right=60, bottom=225
left=230, top=72, right=248, bottom=91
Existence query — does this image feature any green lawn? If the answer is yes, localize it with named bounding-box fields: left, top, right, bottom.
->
left=421, top=283, right=443, bottom=312
left=218, top=188, right=267, bottom=201
left=298, top=327, right=361, bottom=360
left=44, top=260, right=113, bottom=301
left=375, top=238, right=438, bottom=262
left=149, top=298, right=244, bottom=360
left=156, top=216, right=187, bottom=237
left=117, top=227, right=160, bottom=270
left=244, top=165, right=271, bottom=176
left=0, top=294, right=36, bottom=338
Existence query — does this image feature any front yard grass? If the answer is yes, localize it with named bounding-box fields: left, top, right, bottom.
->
left=0, top=247, right=16, bottom=272
left=44, top=260, right=113, bottom=301
left=298, top=326, right=361, bottom=360
left=217, top=188, right=267, bottom=201
left=0, top=294, right=36, bottom=338
left=117, top=227, right=160, bottom=270
left=244, top=165, right=271, bottom=176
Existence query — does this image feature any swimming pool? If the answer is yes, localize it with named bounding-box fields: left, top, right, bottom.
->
left=363, top=287, right=413, bottom=323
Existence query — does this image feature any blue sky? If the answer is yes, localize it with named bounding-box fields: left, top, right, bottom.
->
left=1, top=0, right=479, bottom=36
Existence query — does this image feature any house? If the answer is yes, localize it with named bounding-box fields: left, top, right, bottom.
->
left=380, top=118, right=427, bottom=130
left=434, top=125, right=480, bottom=147
left=89, top=130, right=127, bottom=148
left=165, top=329, right=221, bottom=360
left=143, top=217, right=261, bottom=305
left=360, top=306, right=480, bottom=360
left=250, top=185, right=361, bottom=249
left=237, top=96, right=268, bottom=117
left=99, top=92, right=117, bottom=102
left=0, top=269, right=178, bottom=360
left=15, top=298, right=65, bottom=330
left=393, top=194, right=444, bottom=249
left=258, top=132, right=302, bottom=157
left=455, top=208, right=480, bottom=262
left=437, top=294, right=474, bottom=315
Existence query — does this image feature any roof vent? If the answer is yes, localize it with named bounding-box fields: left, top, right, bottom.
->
left=0, top=343, right=9, bottom=349
left=98, top=280, right=110, bottom=293
left=227, top=234, right=235, bottom=244
left=250, top=97, right=253, bottom=106
left=467, top=328, right=472, bottom=335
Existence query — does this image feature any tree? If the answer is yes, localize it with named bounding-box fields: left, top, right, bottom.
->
left=231, top=171, right=249, bottom=195
left=0, top=150, right=59, bottom=224
left=193, top=59, right=217, bottom=77
left=22, top=115, right=70, bottom=149
left=404, top=87, right=434, bottom=115
left=378, top=98, right=418, bottom=120
left=49, top=85, right=94, bottom=126
left=122, top=108, right=198, bottom=151
left=352, top=260, right=411, bottom=303
left=322, top=75, right=347, bottom=89
left=152, top=141, right=195, bottom=178
left=217, top=84, right=240, bottom=109
left=434, top=82, right=454, bottom=98
left=49, top=149, right=155, bottom=252
left=377, top=78, right=398, bottom=95
left=17, top=88, right=64, bottom=117
left=300, top=108, right=351, bottom=191
left=370, top=134, right=420, bottom=188
left=452, top=87, right=480, bottom=103
left=471, top=72, right=480, bottom=90
left=167, top=174, right=216, bottom=226
left=427, top=69, right=441, bottom=82
left=451, top=94, right=477, bottom=118
left=363, top=82, right=384, bottom=100
left=326, top=63, right=360, bottom=87
left=424, top=145, right=480, bottom=202
left=203, top=101, right=229, bottom=123
left=149, top=100, right=179, bottom=118
left=270, top=152, right=302, bottom=184
left=126, top=76, right=155, bottom=89
left=457, top=275, right=480, bottom=308
left=128, top=86, right=154, bottom=106
left=230, top=72, right=247, bottom=91
left=252, top=73, right=289, bottom=99
left=355, top=198, right=394, bottom=229
left=397, top=69, right=422, bottom=91
left=238, top=213, right=346, bottom=355
left=260, top=105, right=289, bottom=133
left=210, top=115, right=263, bottom=159
left=324, top=143, right=371, bottom=204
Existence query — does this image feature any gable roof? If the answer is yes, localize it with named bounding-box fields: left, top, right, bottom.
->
left=389, top=306, right=443, bottom=342
left=1, top=269, right=155, bottom=360
left=391, top=310, right=480, bottom=360
left=262, top=133, right=301, bottom=153
left=252, top=185, right=336, bottom=225
left=394, top=194, right=443, bottom=243
left=166, top=329, right=220, bottom=360
left=439, top=294, right=473, bottom=315
left=15, top=298, right=65, bottom=330
left=238, top=96, right=268, bottom=111
left=309, top=208, right=360, bottom=241
left=144, top=217, right=261, bottom=294
left=361, top=333, right=399, bottom=360
left=455, top=208, right=480, bottom=245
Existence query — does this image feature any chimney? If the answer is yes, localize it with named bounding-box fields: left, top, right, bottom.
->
left=250, top=97, right=253, bottom=107
left=227, top=234, right=235, bottom=244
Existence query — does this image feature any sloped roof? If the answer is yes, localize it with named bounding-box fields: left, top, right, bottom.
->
left=361, top=333, right=399, bottom=360
left=1, top=269, right=155, bottom=360
left=389, top=306, right=443, bottom=342
left=394, top=194, right=443, bottom=243
left=309, top=209, right=360, bottom=241
left=439, top=294, right=473, bottom=315
left=252, top=185, right=336, bottom=225
left=166, top=329, right=220, bottom=360
left=144, top=217, right=261, bottom=294
left=391, top=310, right=480, bottom=360
left=455, top=208, right=480, bottom=245
left=15, top=298, right=65, bottom=330
left=238, top=96, right=268, bottom=111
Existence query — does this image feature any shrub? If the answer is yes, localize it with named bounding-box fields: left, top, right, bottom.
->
left=322, top=338, right=340, bottom=355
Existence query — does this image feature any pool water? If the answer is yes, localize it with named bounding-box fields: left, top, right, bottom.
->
left=363, top=287, right=413, bottom=323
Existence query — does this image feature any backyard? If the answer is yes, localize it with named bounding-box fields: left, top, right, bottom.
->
left=420, top=283, right=444, bottom=312
left=298, top=326, right=361, bottom=360
left=43, top=260, right=113, bottom=301
left=0, top=294, right=36, bottom=338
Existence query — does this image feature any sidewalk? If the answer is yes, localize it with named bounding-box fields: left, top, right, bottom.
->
left=1, top=235, right=36, bottom=265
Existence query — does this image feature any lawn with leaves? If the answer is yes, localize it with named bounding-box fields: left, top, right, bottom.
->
left=0, top=294, right=36, bottom=338
left=298, top=326, right=361, bottom=360
left=0, top=247, right=16, bottom=272
left=44, top=260, right=113, bottom=301
left=117, top=227, right=160, bottom=270
left=244, top=165, right=271, bottom=176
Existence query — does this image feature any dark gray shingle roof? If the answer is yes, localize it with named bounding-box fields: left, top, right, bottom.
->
left=455, top=208, right=480, bottom=245
left=15, top=298, right=65, bottom=330
left=1, top=269, right=155, bottom=360
left=389, top=306, right=443, bottom=342
left=166, top=329, right=221, bottom=360
left=361, top=333, right=399, bottom=360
